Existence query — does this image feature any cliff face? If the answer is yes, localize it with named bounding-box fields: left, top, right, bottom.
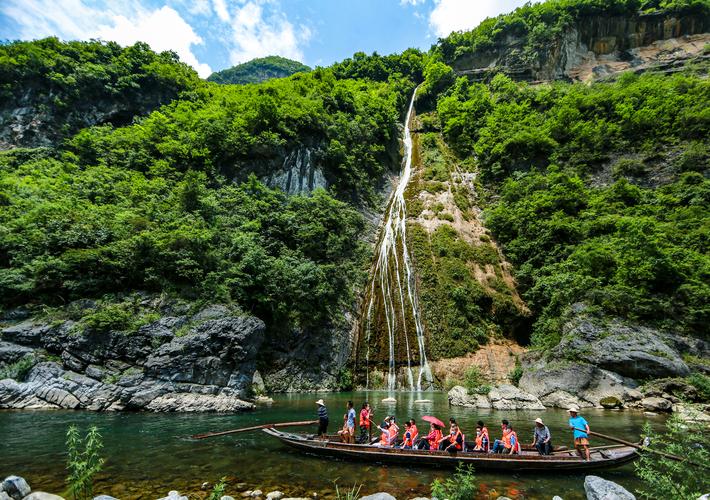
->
left=453, top=12, right=709, bottom=81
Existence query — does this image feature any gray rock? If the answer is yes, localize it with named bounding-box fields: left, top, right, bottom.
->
left=145, top=392, right=254, bottom=412
left=266, top=492, right=283, bottom=500
left=157, top=491, right=188, bottom=500
left=220, top=497, right=235, bottom=500
left=641, top=397, right=672, bottom=412
left=496, top=497, right=513, bottom=500
left=553, top=306, right=688, bottom=379
left=487, top=384, right=545, bottom=410
left=191, top=304, right=231, bottom=322
left=448, top=385, right=489, bottom=408
left=250, top=491, right=263, bottom=498
left=553, top=496, right=564, bottom=500
left=0, top=493, right=10, bottom=500
left=1, top=476, right=30, bottom=500
left=0, top=342, right=33, bottom=365
left=360, top=494, right=396, bottom=500
left=584, top=475, right=635, bottom=500
left=1, top=321, right=49, bottom=346
left=252, top=370, right=266, bottom=394
left=599, top=396, right=622, bottom=409
left=93, top=496, right=119, bottom=500
left=24, top=492, right=65, bottom=500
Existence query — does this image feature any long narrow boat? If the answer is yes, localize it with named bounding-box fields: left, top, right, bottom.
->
left=263, top=428, right=639, bottom=472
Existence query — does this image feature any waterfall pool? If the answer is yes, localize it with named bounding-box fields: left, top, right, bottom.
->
left=1, top=391, right=665, bottom=499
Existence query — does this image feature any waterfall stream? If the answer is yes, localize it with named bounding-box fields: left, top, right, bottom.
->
left=364, top=88, right=432, bottom=392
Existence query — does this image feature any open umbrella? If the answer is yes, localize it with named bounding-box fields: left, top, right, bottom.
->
left=422, top=415, right=445, bottom=428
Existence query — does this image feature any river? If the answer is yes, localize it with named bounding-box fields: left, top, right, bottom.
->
left=1, top=391, right=665, bottom=499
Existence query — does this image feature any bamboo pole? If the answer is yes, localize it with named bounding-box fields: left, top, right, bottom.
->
left=192, top=420, right=318, bottom=439
left=572, top=428, right=709, bottom=470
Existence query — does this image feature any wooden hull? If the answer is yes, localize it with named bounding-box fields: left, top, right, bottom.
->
left=263, top=429, right=639, bottom=472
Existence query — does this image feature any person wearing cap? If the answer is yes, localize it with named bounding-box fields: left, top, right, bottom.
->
left=531, top=417, right=552, bottom=455
left=316, top=399, right=328, bottom=440
left=568, top=406, right=591, bottom=461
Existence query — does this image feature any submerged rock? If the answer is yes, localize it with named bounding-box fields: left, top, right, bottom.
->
left=584, top=475, right=635, bottom=500
left=24, top=493, right=65, bottom=500
left=599, top=396, right=622, bottom=409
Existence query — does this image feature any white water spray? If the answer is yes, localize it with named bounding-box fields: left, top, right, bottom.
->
left=363, top=88, right=432, bottom=392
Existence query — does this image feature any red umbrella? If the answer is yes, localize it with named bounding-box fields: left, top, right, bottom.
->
left=421, top=415, right=445, bottom=428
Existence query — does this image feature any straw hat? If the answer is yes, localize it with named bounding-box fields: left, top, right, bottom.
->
left=535, top=417, right=544, bottom=425
left=316, top=399, right=325, bottom=406
left=567, top=406, right=579, bottom=413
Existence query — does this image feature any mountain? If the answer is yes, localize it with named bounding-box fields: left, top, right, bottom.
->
left=0, top=0, right=707, bottom=413
left=207, top=56, right=311, bottom=84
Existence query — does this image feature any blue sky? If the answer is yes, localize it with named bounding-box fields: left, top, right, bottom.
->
left=0, top=0, right=530, bottom=78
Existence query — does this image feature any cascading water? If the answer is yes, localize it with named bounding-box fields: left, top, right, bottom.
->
left=363, top=87, right=432, bottom=392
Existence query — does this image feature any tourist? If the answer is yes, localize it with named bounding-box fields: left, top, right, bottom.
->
left=358, top=402, right=372, bottom=443
left=375, top=416, right=398, bottom=447
left=440, top=420, right=465, bottom=453
left=337, top=411, right=349, bottom=442
left=473, top=421, right=489, bottom=452
left=345, top=400, right=356, bottom=443
left=409, top=418, right=419, bottom=446
left=492, top=424, right=519, bottom=454
left=568, top=406, right=591, bottom=461
left=490, top=419, right=510, bottom=453
left=316, top=399, right=328, bottom=440
left=416, top=422, right=443, bottom=451
left=401, top=421, right=413, bottom=449
left=531, top=417, right=552, bottom=455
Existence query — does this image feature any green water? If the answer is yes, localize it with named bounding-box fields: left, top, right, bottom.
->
left=1, top=391, right=665, bottom=499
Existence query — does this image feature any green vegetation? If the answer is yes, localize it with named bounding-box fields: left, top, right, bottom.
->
left=509, top=359, right=523, bottom=386
left=431, top=464, right=477, bottom=500
left=207, top=477, right=228, bottom=500
left=207, top=56, right=311, bottom=84
left=0, top=37, right=199, bottom=143
left=687, top=373, right=710, bottom=401
left=635, top=416, right=709, bottom=499
left=434, top=0, right=710, bottom=67
left=436, top=72, right=709, bottom=348
left=334, top=481, right=363, bottom=500
left=66, top=425, right=104, bottom=500
left=0, top=355, right=36, bottom=381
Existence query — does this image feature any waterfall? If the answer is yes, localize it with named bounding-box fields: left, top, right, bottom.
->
left=363, top=87, right=432, bottom=392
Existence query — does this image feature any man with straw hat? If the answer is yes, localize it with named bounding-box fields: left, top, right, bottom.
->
left=316, top=399, right=328, bottom=440
left=568, top=406, right=591, bottom=461
left=531, top=417, right=552, bottom=455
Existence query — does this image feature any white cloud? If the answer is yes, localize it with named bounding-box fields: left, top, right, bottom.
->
left=400, top=0, right=426, bottom=5
left=96, top=6, right=212, bottom=77
left=429, top=0, right=532, bottom=37
left=212, top=0, right=230, bottom=22
left=228, top=1, right=311, bottom=65
left=0, top=0, right=212, bottom=77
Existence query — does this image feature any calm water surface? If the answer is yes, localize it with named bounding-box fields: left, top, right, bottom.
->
left=1, top=391, right=665, bottom=499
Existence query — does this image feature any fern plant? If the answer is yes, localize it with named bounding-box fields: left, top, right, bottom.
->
left=66, top=425, right=105, bottom=500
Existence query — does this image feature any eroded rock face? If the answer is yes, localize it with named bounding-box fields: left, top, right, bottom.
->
left=0, top=307, right=263, bottom=412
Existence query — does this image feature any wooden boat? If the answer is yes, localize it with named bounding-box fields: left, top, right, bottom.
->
left=263, top=428, right=639, bottom=472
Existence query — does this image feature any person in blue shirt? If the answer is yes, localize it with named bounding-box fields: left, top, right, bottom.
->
left=345, top=400, right=356, bottom=444
left=568, top=406, right=591, bottom=461
left=316, top=399, right=329, bottom=440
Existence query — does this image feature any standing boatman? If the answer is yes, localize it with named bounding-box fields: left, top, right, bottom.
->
left=358, top=402, right=372, bottom=443
left=316, top=399, right=329, bottom=440
left=568, top=406, right=591, bottom=461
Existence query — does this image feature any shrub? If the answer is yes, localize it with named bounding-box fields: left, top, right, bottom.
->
left=207, top=477, right=227, bottom=500
left=66, top=425, right=104, bottom=500
left=635, top=416, right=709, bottom=499
left=508, top=359, right=523, bottom=387
left=431, top=464, right=476, bottom=500
left=687, top=373, right=710, bottom=402
left=463, top=365, right=487, bottom=391
left=0, top=355, right=36, bottom=381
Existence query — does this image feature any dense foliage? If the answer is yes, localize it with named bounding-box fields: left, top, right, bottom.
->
left=436, top=71, right=709, bottom=347
left=207, top=55, right=310, bottom=85
left=0, top=38, right=200, bottom=144
left=635, top=416, right=710, bottom=499
left=433, top=0, right=710, bottom=66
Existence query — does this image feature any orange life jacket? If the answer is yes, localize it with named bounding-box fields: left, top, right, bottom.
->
left=402, top=429, right=414, bottom=447
left=427, top=429, right=443, bottom=450
left=410, top=425, right=418, bottom=442
left=379, top=430, right=389, bottom=446
left=502, top=430, right=520, bottom=453
left=475, top=433, right=483, bottom=448
left=387, top=424, right=398, bottom=445
left=449, top=429, right=463, bottom=450
left=359, top=409, right=370, bottom=427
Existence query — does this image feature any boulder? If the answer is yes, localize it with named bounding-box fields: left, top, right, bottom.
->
left=641, top=397, right=672, bottom=412
left=552, top=497, right=564, bottom=500
left=0, top=342, right=33, bottom=365
left=220, top=497, right=235, bottom=500
left=144, top=393, right=254, bottom=412
left=1, top=476, right=30, bottom=500
left=0, top=321, right=49, bottom=346
left=158, top=491, right=188, bottom=500
left=24, top=493, right=65, bottom=500
left=584, top=475, right=635, bottom=500
left=360, top=494, right=396, bottom=500
left=250, top=491, right=263, bottom=498
left=266, top=492, right=283, bottom=500
left=487, top=384, right=545, bottom=410
left=672, top=403, right=710, bottom=422
left=599, top=396, right=622, bottom=409
left=540, top=390, right=593, bottom=409
left=0, top=493, right=11, bottom=500
left=448, top=386, right=486, bottom=408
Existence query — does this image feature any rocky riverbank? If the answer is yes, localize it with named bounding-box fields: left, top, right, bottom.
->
left=0, top=473, right=645, bottom=500
left=0, top=304, right=264, bottom=411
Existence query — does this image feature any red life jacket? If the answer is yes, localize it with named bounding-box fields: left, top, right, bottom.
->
left=427, top=429, right=443, bottom=450
left=387, top=425, right=398, bottom=445
left=410, top=425, right=418, bottom=442
left=359, top=409, right=370, bottom=427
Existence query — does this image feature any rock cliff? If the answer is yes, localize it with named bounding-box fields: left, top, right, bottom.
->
left=0, top=306, right=263, bottom=411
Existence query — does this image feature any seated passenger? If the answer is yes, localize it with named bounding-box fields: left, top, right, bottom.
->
left=531, top=417, right=552, bottom=455
left=490, top=419, right=510, bottom=453
left=416, top=422, right=443, bottom=451
left=492, top=425, right=520, bottom=454
left=473, top=421, right=489, bottom=452
left=440, top=421, right=465, bottom=453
